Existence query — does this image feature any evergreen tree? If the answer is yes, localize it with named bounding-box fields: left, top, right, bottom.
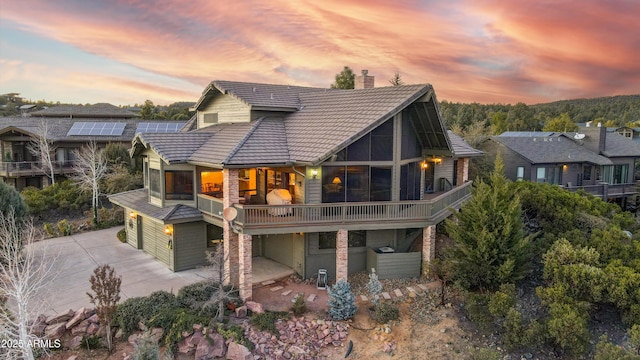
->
left=330, top=66, right=355, bottom=89
left=0, top=181, right=26, bottom=219
left=327, top=279, right=358, bottom=320
left=445, top=155, right=532, bottom=291
left=366, top=268, right=382, bottom=305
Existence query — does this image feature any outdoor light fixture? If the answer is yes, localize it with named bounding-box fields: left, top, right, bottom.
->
left=432, top=156, right=442, bottom=164
left=332, top=176, right=342, bottom=184
left=129, top=211, right=137, bottom=219
left=164, top=225, right=173, bottom=236
left=563, top=164, right=568, bottom=170
left=421, top=162, right=429, bottom=169
left=311, top=169, right=318, bottom=179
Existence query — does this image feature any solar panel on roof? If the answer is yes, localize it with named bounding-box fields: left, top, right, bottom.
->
left=135, top=122, right=186, bottom=134
left=67, top=122, right=126, bottom=136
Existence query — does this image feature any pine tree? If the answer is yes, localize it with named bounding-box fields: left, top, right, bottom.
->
left=327, top=279, right=358, bottom=320
left=445, top=155, right=532, bottom=291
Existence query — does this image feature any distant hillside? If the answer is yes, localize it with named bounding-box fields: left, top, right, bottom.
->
left=440, top=94, right=640, bottom=132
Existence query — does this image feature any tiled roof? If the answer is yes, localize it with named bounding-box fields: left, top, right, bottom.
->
left=30, top=103, right=138, bottom=118
left=493, top=135, right=612, bottom=165
left=284, top=84, right=431, bottom=163
left=602, top=132, right=640, bottom=157
left=447, top=131, right=484, bottom=157
left=133, top=132, right=213, bottom=164
left=108, top=189, right=202, bottom=223
left=201, top=81, right=326, bottom=110
left=225, top=117, right=290, bottom=165
left=189, top=122, right=256, bottom=165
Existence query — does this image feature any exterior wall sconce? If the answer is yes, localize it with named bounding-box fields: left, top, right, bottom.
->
left=563, top=164, right=568, bottom=170
left=164, top=225, right=174, bottom=237
left=421, top=162, right=429, bottom=169
left=432, top=156, right=442, bottom=164
left=311, top=169, right=318, bottom=179
left=129, top=211, right=137, bottom=219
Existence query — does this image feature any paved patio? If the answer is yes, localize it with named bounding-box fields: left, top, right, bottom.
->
left=28, top=227, right=293, bottom=315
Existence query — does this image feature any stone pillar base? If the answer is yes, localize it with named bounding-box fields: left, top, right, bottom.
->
left=239, top=233, right=252, bottom=301
left=422, top=225, right=436, bottom=276
left=336, top=229, right=348, bottom=282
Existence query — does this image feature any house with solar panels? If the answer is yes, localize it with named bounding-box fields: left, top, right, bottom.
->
left=108, top=71, right=483, bottom=301
left=0, top=103, right=187, bottom=189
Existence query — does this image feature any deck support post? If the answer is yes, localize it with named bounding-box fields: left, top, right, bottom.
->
left=456, top=158, right=469, bottom=185
left=223, top=168, right=239, bottom=286
left=238, top=233, right=252, bottom=300
left=422, top=225, right=436, bottom=276
left=336, top=229, right=348, bottom=282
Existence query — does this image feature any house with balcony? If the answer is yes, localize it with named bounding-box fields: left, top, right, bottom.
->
left=0, top=103, right=186, bottom=189
left=108, top=72, right=482, bottom=300
left=483, top=126, right=640, bottom=208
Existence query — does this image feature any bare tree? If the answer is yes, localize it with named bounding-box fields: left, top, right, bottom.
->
left=71, top=141, right=108, bottom=225
left=388, top=72, right=404, bottom=86
left=203, top=245, right=237, bottom=322
left=27, top=120, right=57, bottom=185
left=87, top=265, right=121, bottom=353
left=0, top=210, right=58, bottom=360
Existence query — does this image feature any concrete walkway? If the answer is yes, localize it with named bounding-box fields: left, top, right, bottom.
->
left=28, top=227, right=296, bottom=315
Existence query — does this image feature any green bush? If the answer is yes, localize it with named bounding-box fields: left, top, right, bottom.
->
left=43, top=222, right=57, bottom=237
left=470, top=347, right=502, bottom=360
left=131, top=332, right=160, bottom=360
left=57, top=219, right=73, bottom=236
left=177, top=281, right=217, bottom=309
left=371, top=302, right=399, bottom=324
left=95, top=206, right=124, bottom=228
left=21, top=180, right=90, bottom=214
left=547, top=302, right=589, bottom=355
left=594, top=335, right=640, bottom=360
left=250, top=311, right=289, bottom=334
left=217, top=324, right=254, bottom=350
left=290, top=294, right=306, bottom=316
left=117, top=228, right=127, bottom=243
left=148, top=308, right=208, bottom=351
left=464, top=293, right=493, bottom=330
left=488, top=284, right=516, bottom=319
left=81, top=335, right=102, bottom=350
left=104, top=164, right=143, bottom=194
left=114, top=291, right=179, bottom=336
left=0, top=180, right=27, bottom=218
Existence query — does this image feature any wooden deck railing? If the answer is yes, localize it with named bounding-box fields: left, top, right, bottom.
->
left=562, top=182, right=637, bottom=200
left=0, top=160, right=76, bottom=176
left=198, top=181, right=473, bottom=231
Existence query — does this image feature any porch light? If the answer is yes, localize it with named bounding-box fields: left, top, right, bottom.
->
left=563, top=164, right=568, bottom=170
left=311, top=169, right=318, bottom=179
left=164, top=225, right=173, bottom=236
left=129, top=211, right=137, bottom=219
left=432, top=156, right=442, bottom=164
left=421, top=162, right=429, bottom=169
left=332, top=176, right=342, bottom=184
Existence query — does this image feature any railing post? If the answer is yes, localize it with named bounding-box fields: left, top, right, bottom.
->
left=602, top=183, right=609, bottom=200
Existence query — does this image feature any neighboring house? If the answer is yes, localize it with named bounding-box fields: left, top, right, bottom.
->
left=108, top=72, right=482, bottom=301
left=0, top=103, right=186, bottom=189
left=613, top=126, right=640, bottom=144
left=483, top=125, right=640, bottom=207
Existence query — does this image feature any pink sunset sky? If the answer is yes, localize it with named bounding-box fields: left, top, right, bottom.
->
left=1, top=0, right=638, bottom=105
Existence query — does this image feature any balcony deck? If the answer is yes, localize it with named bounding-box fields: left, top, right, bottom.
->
left=561, top=182, right=638, bottom=200
left=198, top=181, right=473, bottom=235
left=0, top=161, right=76, bottom=177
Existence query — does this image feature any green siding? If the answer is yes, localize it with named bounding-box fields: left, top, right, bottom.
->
left=263, top=233, right=295, bottom=268
left=141, top=218, right=173, bottom=269
left=366, top=248, right=421, bottom=279
left=174, top=222, right=207, bottom=272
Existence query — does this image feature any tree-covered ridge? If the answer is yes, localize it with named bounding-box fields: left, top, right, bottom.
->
left=440, top=94, right=640, bottom=133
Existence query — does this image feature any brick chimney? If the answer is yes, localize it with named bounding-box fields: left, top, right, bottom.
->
left=355, top=70, right=374, bottom=89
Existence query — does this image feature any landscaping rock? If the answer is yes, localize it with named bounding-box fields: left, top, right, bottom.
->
left=245, top=301, right=264, bottom=314
left=187, top=330, right=204, bottom=348
left=47, top=309, right=75, bottom=325
left=45, top=323, right=66, bottom=339
left=235, top=305, right=247, bottom=318
left=68, top=335, right=83, bottom=350
left=114, top=328, right=123, bottom=340
left=71, top=320, right=90, bottom=336
left=87, top=322, right=100, bottom=335
left=83, top=308, right=96, bottom=318
left=66, top=307, right=87, bottom=329
left=151, top=328, right=164, bottom=343
left=227, top=341, right=252, bottom=360
left=195, top=332, right=226, bottom=360
left=66, top=356, right=79, bottom=360
left=88, top=314, right=100, bottom=323
left=209, top=333, right=226, bottom=358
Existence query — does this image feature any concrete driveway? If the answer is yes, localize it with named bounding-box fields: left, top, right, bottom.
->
left=30, top=227, right=209, bottom=315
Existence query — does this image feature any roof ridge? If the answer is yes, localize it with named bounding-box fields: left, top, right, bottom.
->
left=222, top=117, right=265, bottom=164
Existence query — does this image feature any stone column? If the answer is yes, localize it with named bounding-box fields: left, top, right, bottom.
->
left=456, top=158, right=469, bottom=185
left=422, top=225, right=436, bottom=276
left=223, top=169, right=239, bottom=286
left=336, top=229, right=348, bottom=282
left=238, top=233, right=252, bottom=301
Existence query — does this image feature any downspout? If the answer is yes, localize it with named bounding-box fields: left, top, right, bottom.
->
left=291, top=166, right=306, bottom=179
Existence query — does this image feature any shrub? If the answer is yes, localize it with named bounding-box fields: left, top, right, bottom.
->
left=547, top=302, right=589, bottom=355
left=631, top=325, right=640, bottom=355
left=366, top=268, right=382, bottom=305
left=57, top=219, right=73, bottom=236
left=148, top=308, right=208, bottom=351
left=0, top=180, right=26, bottom=218
left=290, top=294, right=306, bottom=316
left=217, top=324, right=254, bottom=350
left=131, top=332, right=160, bottom=360
left=594, top=334, right=640, bottom=360
left=488, top=284, right=516, bottom=319
left=114, top=291, right=179, bottom=336
left=372, top=302, right=399, bottom=324
left=96, top=206, right=124, bottom=228
left=87, top=264, right=121, bottom=352
left=251, top=311, right=289, bottom=334
left=104, top=164, right=143, bottom=194
left=327, top=279, right=358, bottom=321
left=43, top=222, right=57, bottom=237
left=177, top=281, right=217, bottom=309
left=464, top=293, right=493, bottom=330
left=81, top=335, right=102, bottom=350
left=471, top=347, right=501, bottom=360
left=22, top=180, right=90, bottom=214
left=117, top=228, right=127, bottom=243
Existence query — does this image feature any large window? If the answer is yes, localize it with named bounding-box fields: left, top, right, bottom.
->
left=516, top=167, right=524, bottom=181
left=536, top=166, right=561, bottom=184
left=603, top=164, right=629, bottom=184
left=318, top=230, right=367, bottom=249
left=334, top=118, right=394, bottom=161
left=401, top=113, right=422, bottom=159
left=165, top=170, right=194, bottom=200
left=583, top=165, right=592, bottom=181
left=149, top=169, right=161, bottom=197
left=400, top=162, right=421, bottom=200
left=322, top=166, right=390, bottom=202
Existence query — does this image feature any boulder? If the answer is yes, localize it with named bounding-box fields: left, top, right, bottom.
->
left=88, top=314, right=100, bottom=323
left=187, top=331, right=204, bottom=348
left=83, top=308, right=96, bottom=318
left=70, top=320, right=90, bottom=336
left=226, top=341, right=252, bottom=360
left=150, top=328, right=164, bottom=343
left=45, top=323, right=67, bottom=339
left=235, top=306, right=247, bottom=318
left=209, top=333, right=226, bottom=358
left=47, top=309, right=75, bottom=325
left=66, top=307, right=87, bottom=329
left=68, top=335, right=83, bottom=350
left=87, top=322, right=100, bottom=335
left=245, top=301, right=264, bottom=314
